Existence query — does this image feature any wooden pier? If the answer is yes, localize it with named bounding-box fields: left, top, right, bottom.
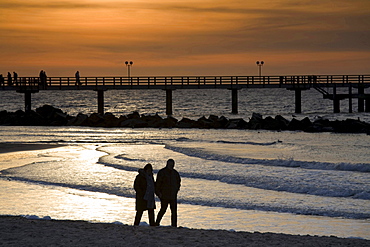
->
left=1, top=75, right=369, bottom=115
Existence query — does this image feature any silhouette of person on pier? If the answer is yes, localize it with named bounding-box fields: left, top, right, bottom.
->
left=75, top=71, right=81, bottom=86
left=13, top=72, right=18, bottom=86
left=39, top=70, right=47, bottom=89
left=7, top=72, right=12, bottom=86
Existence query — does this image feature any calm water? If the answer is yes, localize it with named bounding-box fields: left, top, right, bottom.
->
left=0, top=88, right=369, bottom=239
left=1, top=88, right=370, bottom=122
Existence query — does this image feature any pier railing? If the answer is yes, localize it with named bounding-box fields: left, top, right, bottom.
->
left=1, top=75, right=369, bottom=90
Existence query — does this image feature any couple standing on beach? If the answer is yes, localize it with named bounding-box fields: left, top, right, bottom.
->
left=134, top=159, right=181, bottom=227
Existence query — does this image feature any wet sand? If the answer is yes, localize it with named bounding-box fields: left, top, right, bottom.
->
left=0, top=216, right=369, bottom=247
left=0, top=143, right=64, bottom=154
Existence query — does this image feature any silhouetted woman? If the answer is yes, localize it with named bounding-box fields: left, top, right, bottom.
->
left=133, top=163, right=156, bottom=226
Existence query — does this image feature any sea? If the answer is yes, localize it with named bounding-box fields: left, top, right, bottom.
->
left=0, top=87, right=369, bottom=239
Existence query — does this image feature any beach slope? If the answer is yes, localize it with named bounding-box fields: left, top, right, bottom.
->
left=0, top=216, right=369, bottom=247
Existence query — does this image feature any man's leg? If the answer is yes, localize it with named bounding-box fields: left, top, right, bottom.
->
left=169, top=199, right=178, bottom=227
left=134, top=210, right=144, bottom=225
left=155, top=199, right=169, bottom=226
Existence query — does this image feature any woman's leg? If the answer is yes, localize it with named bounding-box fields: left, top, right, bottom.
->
left=134, top=210, right=144, bottom=225
left=148, top=209, right=155, bottom=226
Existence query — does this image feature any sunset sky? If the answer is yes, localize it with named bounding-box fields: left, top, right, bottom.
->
left=1, top=0, right=369, bottom=77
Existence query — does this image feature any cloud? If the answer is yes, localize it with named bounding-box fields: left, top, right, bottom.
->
left=0, top=0, right=102, bottom=9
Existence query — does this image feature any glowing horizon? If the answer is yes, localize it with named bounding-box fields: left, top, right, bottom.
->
left=0, top=0, right=369, bottom=77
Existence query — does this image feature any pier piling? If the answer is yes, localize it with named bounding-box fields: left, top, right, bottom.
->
left=97, top=90, right=105, bottom=115
left=16, top=87, right=39, bottom=112
left=25, top=92, right=32, bottom=112
left=231, top=89, right=238, bottom=114
left=358, top=85, right=365, bottom=112
left=333, top=84, right=340, bottom=113
left=349, top=84, right=353, bottom=113
left=294, top=89, right=302, bottom=114
left=166, top=89, right=173, bottom=115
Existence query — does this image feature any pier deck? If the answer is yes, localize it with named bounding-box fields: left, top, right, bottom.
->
left=1, top=75, right=369, bottom=115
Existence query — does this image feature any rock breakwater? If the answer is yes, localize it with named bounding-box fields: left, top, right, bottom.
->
left=1, top=105, right=369, bottom=134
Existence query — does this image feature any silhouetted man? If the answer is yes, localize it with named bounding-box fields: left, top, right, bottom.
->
left=75, top=71, right=81, bottom=85
left=13, top=72, right=18, bottom=86
left=155, top=159, right=181, bottom=227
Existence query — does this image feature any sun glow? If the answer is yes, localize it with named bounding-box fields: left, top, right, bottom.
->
left=1, top=0, right=369, bottom=76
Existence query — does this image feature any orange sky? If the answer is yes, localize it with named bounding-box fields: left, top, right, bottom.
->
left=0, top=0, right=369, bottom=76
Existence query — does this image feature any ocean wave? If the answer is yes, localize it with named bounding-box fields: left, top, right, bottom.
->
left=175, top=137, right=280, bottom=146
left=114, top=155, right=146, bottom=162
left=177, top=198, right=370, bottom=220
left=1, top=176, right=368, bottom=220
left=165, top=145, right=370, bottom=173
left=216, top=140, right=281, bottom=145
left=96, top=159, right=370, bottom=201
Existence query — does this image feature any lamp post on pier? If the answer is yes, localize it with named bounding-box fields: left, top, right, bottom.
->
left=125, top=61, right=133, bottom=77
left=256, top=61, right=264, bottom=76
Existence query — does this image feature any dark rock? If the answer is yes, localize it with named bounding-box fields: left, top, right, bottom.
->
left=161, top=116, right=178, bottom=128
left=15, top=110, right=25, bottom=117
left=287, top=118, right=301, bottom=130
left=120, top=118, right=148, bottom=128
left=249, top=112, right=263, bottom=129
left=102, top=113, right=120, bottom=127
left=197, top=116, right=213, bottom=128
left=208, top=115, right=219, bottom=122
left=0, top=110, right=8, bottom=119
left=202, top=115, right=222, bottom=128
left=262, top=116, right=280, bottom=130
left=36, top=105, right=63, bottom=119
left=275, top=115, right=289, bottom=129
left=86, top=113, right=105, bottom=126
left=288, top=117, right=312, bottom=131
left=50, top=111, right=68, bottom=125
left=306, top=118, right=330, bottom=132
left=141, top=114, right=164, bottom=128
left=117, top=115, right=128, bottom=125
left=226, top=118, right=248, bottom=129
left=332, top=119, right=370, bottom=133
left=313, top=118, right=331, bottom=127
left=252, top=112, right=263, bottom=121
left=35, top=105, right=68, bottom=125
left=217, top=116, right=229, bottom=128
left=301, top=117, right=312, bottom=130
left=127, top=111, right=140, bottom=119
left=67, top=113, right=88, bottom=126
left=23, top=111, right=47, bottom=126
left=0, top=113, right=13, bottom=125
left=177, top=118, right=197, bottom=128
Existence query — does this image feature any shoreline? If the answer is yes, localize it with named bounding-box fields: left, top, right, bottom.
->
left=0, top=216, right=369, bottom=246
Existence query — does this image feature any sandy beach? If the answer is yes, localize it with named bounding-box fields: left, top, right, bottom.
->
left=0, top=216, right=369, bottom=247
left=1, top=143, right=369, bottom=246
